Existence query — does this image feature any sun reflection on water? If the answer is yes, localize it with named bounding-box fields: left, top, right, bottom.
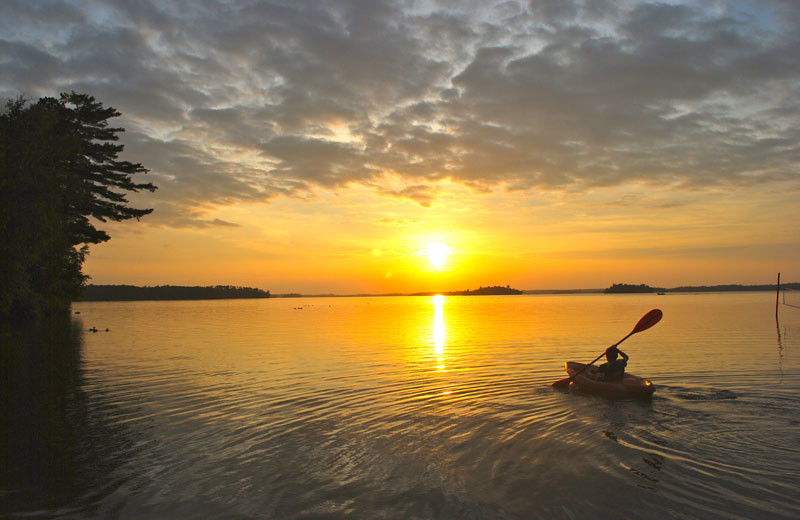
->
left=432, top=295, right=446, bottom=368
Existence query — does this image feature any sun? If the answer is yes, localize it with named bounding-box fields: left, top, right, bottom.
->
left=426, top=242, right=451, bottom=269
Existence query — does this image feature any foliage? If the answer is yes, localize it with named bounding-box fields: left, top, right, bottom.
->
left=1, top=93, right=155, bottom=320
left=668, top=283, right=799, bottom=292
left=604, top=283, right=665, bottom=294
left=454, top=285, right=523, bottom=295
left=604, top=283, right=796, bottom=294
left=79, top=285, right=270, bottom=301
left=410, top=285, right=523, bottom=296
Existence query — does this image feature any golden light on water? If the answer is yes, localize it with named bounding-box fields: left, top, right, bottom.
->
left=432, top=294, right=446, bottom=361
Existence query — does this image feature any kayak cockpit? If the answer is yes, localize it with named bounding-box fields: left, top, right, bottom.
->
left=565, top=361, right=655, bottom=399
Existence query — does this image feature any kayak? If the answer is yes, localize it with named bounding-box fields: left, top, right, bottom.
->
left=565, top=362, right=656, bottom=399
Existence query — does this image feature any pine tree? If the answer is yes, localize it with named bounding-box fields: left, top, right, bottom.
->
left=0, top=93, right=156, bottom=320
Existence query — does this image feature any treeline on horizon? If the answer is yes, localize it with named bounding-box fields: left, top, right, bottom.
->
left=76, top=282, right=797, bottom=301
left=604, top=282, right=798, bottom=294
left=605, top=283, right=663, bottom=293
left=80, top=285, right=270, bottom=301
left=1, top=93, right=156, bottom=323
left=416, top=285, right=524, bottom=296
left=668, top=283, right=800, bottom=292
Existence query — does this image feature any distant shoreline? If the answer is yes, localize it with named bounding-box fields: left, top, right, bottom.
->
left=279, top=284, right=795, bottom=298
left=78, top=285, right=270, bottom=302
left=76, top=282, right=797, bottom=301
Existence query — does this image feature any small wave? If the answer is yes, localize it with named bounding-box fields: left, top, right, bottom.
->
left=666, top=386, right=739, bottom=400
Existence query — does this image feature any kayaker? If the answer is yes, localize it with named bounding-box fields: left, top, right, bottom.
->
left=596, top=346, right=628, bottom=381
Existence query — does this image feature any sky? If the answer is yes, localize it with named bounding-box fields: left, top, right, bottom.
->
left=2, top=0, right=799, bottom=294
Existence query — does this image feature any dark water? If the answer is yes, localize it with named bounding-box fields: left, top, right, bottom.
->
left=3, top=294, right=799, bottom=519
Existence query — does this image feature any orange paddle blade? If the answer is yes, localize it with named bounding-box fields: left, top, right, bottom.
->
left=631, top=309, right=662, bottom=335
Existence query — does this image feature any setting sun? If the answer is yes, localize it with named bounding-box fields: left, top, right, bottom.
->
left=427, top=242, right=451, bottom=270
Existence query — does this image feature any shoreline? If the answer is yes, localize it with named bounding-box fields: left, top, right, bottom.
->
left=75, top=284, right=796, bottom=302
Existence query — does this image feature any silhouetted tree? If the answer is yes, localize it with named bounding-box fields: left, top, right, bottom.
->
left=79, top=285, right=271, bottom=301
left=1, top=93, right=155, bottom=320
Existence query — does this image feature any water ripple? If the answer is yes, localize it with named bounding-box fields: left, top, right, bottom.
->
left=5, top=294, right=800, bottom=519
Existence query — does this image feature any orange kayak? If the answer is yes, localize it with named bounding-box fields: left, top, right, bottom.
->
left=566, top=361, right=656, bottom=399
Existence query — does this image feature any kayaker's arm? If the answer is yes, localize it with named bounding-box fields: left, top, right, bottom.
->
left=617, top=348, right=629, bottom=362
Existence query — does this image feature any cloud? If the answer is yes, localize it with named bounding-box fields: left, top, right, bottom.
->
left=555, top=241, right=800, bottom=261
left=2, top=0, right=798, bottom=224
left=152, top=212, right=241, bottom=230
left=377, top=218, right=425, bottom=227
left=380, top=184, right=436, bottom=207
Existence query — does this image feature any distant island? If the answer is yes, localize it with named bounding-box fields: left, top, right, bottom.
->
left=604, top=282, right=799, bottom=294
left=79, top=285, right=270, bottom=301
left=452, top=285, right=523, bottom=296
left=667, top=283, right=799, bottom=292
left=412, top=285, right=524, bottom=296
left=605, top=283, right=665, bottom=294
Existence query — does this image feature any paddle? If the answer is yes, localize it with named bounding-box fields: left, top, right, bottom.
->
left=551, top=308, right=663, bottom=388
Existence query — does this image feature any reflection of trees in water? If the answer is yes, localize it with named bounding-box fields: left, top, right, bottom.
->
left=1, top=317, right=137, bottom=516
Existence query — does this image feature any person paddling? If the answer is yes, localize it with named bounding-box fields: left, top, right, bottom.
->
left=596, top=346, right=628, bottom=381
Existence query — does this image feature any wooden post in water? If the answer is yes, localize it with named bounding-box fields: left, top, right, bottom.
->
left=776, top=272, right=780, bottom=319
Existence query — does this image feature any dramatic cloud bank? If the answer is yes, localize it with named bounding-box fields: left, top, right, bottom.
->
left=2, top=0, right=798, bottom=226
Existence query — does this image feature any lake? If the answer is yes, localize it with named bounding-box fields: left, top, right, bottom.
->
left=3, top=293, right=799, bottom=519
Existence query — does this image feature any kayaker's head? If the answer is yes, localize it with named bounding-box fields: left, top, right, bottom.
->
left=606, top=346, right=618, bottom=362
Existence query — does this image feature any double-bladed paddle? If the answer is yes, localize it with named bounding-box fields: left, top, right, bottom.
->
left=551, top=308, right=663, bottom=388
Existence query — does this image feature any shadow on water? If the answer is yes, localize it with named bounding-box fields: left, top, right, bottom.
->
left=1, top=316, right=132, bottom=517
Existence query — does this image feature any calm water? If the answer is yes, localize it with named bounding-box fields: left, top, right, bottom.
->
left=3, top=293, right=799, bottom=519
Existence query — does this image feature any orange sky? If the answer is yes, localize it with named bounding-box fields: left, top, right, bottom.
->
left=4, top=1, right=799, bottom=293
left=84, top=178, right=799, bottom=293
